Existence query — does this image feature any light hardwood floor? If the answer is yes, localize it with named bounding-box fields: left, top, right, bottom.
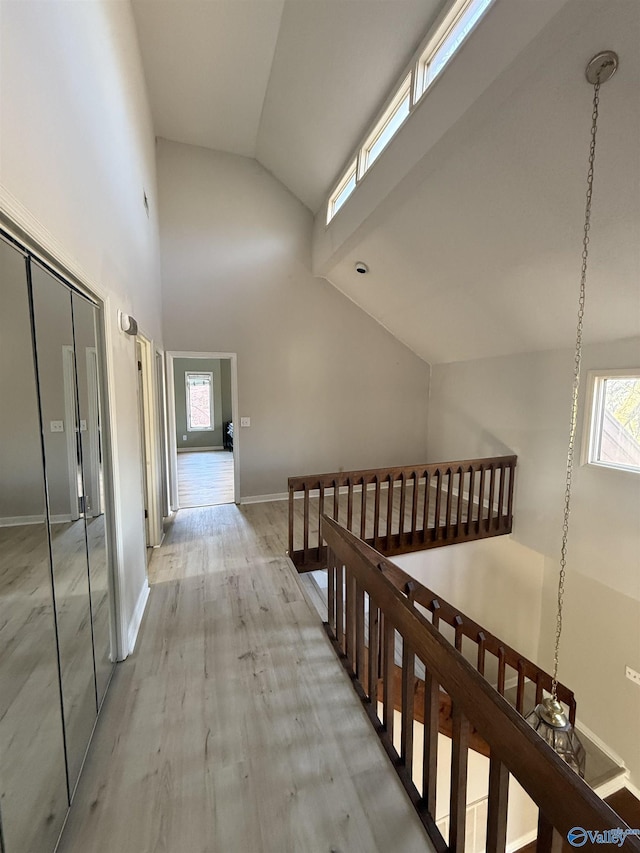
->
left=178, top=450, right=235, bottom=507
left=58, top=502, right=433, bottom=853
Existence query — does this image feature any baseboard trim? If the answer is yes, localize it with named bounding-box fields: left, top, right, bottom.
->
left=177, top=445, right=224, bottom=453
left=240, top=492, right=289, bottom=504
left=126, top=582, right=150, bottom=657
left=0, top=512, right=74, bottom=527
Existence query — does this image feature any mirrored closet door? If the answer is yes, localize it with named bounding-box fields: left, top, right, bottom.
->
left=0, top=237, right=115, bottom=853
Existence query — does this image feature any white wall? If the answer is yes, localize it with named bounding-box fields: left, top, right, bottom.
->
left=0, top=0, right=162, bottom=655
left=426, top=337, right=640, bottom=786
left=158, top=139, right=430, bottom=499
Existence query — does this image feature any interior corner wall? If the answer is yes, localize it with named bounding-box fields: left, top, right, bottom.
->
left=0, top=1, right=163, bottom=655
left=157, top=139, right=430, bottom=498
left=426, top=336, right=640, bottom=786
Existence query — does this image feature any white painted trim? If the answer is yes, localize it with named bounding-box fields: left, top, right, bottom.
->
left=166, top=351, right=239, bottom=508
left=85, top=347, right=102, bottom=516
left=593, top=771, right=630, bottom=800
left=137, top=333, right=163, bottom=548
left=126, top=581, right=150, bottom=657
left=240, top=492, right=289, bottom=505
left=507, top=829, right=538, bottom=853
left=575, top=718, right=628, bottom=772
left=0, top=515, right=45, bottom=527
left=62, top=345, right=80, bottom=521
left=177, top=445, right=224, bottom=453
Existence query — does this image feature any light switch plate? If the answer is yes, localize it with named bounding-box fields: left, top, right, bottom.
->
left=240, top=417, right=251, bottom=427
left=50, top=420, right=64, bottom=433
left=80, top=420, right=87, bottom=431
left=626, top=666, right=640, bottom=686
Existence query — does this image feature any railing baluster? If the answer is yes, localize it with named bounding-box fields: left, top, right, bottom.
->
left=433, top=469, right=442, bottom=541
left=303, top=486, right=310, bottom=561
left=467, top=466, right=475, bottom=534
left=345, top=568, right=356, bottom=673
left=487, top=464, right=496, bottom=532
left=360, top=477, right=367, bottom=541
left=423, top=666, right=439, bottom=813
left=497, top=646, right=506, bottom=695
left=422, top=471, right=431, bottom=540
left=537, top=813, right=563, bottom=853
left=487, top=756, right=510, bottom=853
left=347, top=477, right=354, bottom=532
left=410, top=472, right=419, bottom=543
left=399, top=472, right=407, bottom=536
left=453, top=614, right=463, bottom=652
left=383, top=617, right=395, bottom=741
left=318, top=483, right=325, bottom=554
left=373, top=476, right=381, bottom=550
left=444, top=468, right=453, bottom=538
left=477, top=465, right=486, bottom=534
left=516, top=660, right=526, bottom=715
left=335, top=561, right=344, bottom=653
left=401, top=637, right=415, bottom=776
left=333, top=478, right=339, bottom=521
left=327, top=549, right=336, bottom=636
left=456, top=467, right=464, bottom=537
left=368, top=596, right=380, bottom=704
left=355, top=580, right=365, bottom=681
left=288, top=484, right=295, bottom=556
left=449, top=703, right=470, bottom=853
left=506, top=462, right=515, bottom=527
left=477, top=631, right=486, bottom=676
left=386, top=475, right=394, bottom=541
left=497, top=463, right=506, bottom=530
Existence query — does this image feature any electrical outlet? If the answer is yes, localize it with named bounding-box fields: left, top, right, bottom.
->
left=240, top=417, right=251, bottom=427
left=182, top=435, right=187, bottom=441
left=50, top=421, right=64, bottom=433
left=626, top=666, right=640, bottom=686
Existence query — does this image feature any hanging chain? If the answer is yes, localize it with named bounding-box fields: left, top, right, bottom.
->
left=551, top=78, right=601, bottom=699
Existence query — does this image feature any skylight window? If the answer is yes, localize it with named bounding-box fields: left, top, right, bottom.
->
left=327, top=160, right=357, bottom=223
left=325, top=0, right=495, bottom=224
left=360, top=75, right=412, bottom=177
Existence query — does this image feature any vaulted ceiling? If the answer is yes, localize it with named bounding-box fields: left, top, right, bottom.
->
left=131, top=0, right=445, bottom=212
left=132, top=0, right=640, bottom=365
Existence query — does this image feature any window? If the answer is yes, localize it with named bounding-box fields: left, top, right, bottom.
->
left=415, top=0, right=494, bottom=100
left=186, top=372, right=214, bottom=431
left=360, top=75, right=412, bottom=177
left=585, top=371, right=640, bottom=473
left=327, top=160, right=357, bottom=223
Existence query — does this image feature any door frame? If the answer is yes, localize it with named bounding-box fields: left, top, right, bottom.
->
left=165, top=351, right=239, bottom=510
left=135, top=333, right=164, bottom=549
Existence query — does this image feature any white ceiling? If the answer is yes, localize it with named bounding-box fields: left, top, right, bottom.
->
left=131, top=0, right=445, bottom=212
left=326, top=0, right=640, bottom=363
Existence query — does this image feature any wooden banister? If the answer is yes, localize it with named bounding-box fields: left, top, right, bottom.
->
left=288, top=455, right=517, bottom=572
left=322, top=516, right=640, bottom=853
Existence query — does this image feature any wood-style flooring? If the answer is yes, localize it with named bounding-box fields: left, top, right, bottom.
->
left=178, top=450, right=235, bottom=508
left=58, top=502, right=433, bottom=853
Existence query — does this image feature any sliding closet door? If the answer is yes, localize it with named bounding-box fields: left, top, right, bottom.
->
left=71, top=293, right=114, bottom=705
left=30, top=263, right=97, bottom=796
left=0, top=240, right=68, bottom=852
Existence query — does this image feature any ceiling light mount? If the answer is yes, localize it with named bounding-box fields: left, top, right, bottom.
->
left=585, top=50, right=618, bottom=85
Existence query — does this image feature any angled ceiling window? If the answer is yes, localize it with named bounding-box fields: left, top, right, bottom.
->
left=327, top=160, right=357, bottom=223
left=186, top=372, right=214, bottom=431
left=416, top=0, right=494, bottom=99
left=360, top=74, right=412, bottom=178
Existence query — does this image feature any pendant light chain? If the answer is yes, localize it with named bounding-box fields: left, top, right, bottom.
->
left=551, top=77, right=601, bottom=700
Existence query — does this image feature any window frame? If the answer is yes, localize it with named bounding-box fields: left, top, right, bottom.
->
left=327, top=159, right=358, bottom=224
left=582, top=368, right=640, bottom=474
left=185, top=371, right=214, bottom=432
left=359, top=74, right=412, bottom=179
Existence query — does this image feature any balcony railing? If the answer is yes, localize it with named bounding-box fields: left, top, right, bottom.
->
left=322, top=516, right=640, bottom=853
left=288, top=455, right=516, bottom=572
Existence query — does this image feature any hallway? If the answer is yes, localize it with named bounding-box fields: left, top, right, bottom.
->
left=177, top=450, right=235, bottom=508
left=58, top=502, right=432, bottom=853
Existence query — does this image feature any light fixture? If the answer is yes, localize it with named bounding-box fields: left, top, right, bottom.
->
left=525, top=50, right=618, bottom=778
left=355, top=261, right=369, bottom=274
left=118, top=310, right=138, bottom=336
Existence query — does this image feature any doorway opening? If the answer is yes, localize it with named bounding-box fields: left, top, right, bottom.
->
left=166, top=352, right=239, bottom=509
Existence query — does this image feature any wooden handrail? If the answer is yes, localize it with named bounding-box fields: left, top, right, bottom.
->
left=322, top=516, right=640, bottom=853
left=369, top=554, right=576, bottom=724
left=288, top=455, right=517, bottom=572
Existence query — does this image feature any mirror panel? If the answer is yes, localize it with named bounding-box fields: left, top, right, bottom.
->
left=30, top=263, right=97, bottom=794
left=0, top=240, right=68, bottom=852
left=72, top=293, right=113, bottom=705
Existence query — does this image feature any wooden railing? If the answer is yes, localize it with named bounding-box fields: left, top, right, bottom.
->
left=288, top=455, right=516, bottom=572
left=322, top=516, right=640, bottom=853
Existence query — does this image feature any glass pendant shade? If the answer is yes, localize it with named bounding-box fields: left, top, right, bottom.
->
left=526, top=698, right=586, bottom=778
